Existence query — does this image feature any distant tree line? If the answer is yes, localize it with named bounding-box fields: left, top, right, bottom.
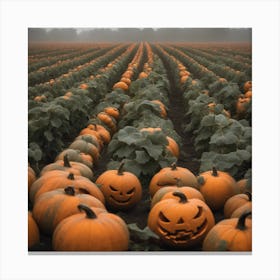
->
left=28, top=28, right=251, bottom=42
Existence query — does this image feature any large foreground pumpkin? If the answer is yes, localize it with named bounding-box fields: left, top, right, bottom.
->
left=53, top=204, right=129, bottom=251
left=148, top=192, right=215, bottom=249
left=203, top=211, right=252, bottom=251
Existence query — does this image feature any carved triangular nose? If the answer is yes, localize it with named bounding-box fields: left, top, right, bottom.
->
left=177, top=217, right=184, bottom=224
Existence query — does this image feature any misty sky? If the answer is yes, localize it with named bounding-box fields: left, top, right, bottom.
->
left=28, top=28, right=251, bottom=43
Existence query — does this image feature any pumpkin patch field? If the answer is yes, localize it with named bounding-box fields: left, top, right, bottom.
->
left=28, top=40, right=252, bottom=252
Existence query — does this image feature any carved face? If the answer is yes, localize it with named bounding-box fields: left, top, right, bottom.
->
left=97, top=169, right=142, bottom=210
left=148, top=192, right=215, bottom=248
left=108, top=184, right=139, bottom=206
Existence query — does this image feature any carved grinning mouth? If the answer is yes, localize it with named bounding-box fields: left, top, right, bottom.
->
left=109, top=195, right=131, bottom=204
left=158, top=218, right=208, bottom=242
left=157, top=208, right=208, bottom=243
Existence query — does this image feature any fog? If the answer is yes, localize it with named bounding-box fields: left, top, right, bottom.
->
left=28, top=28, right=251, bottom=43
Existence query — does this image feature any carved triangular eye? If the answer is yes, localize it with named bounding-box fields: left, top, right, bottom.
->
left=193, top=206, right=203, bottom=219
left=109, top=185, right=118, bottom=191
left=177, top=217, right=184, bottom=224
left=159, top=211, right=170, bottom=222
left=126, top=188, right=134, bottom=194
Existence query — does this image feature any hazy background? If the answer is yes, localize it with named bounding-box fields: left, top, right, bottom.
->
left=28, top=28, right=252, bottom=43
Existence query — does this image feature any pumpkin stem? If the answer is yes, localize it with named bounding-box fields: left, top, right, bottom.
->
left=171, top=162, right=177, bottom=170
left=245, top=192, right=252, bottom=201
left=236, top=210, right=252, bottom=230
left=78, top=204, right=97, bottom=219
left=173, top=191, right=188, bottom=203
left=68, top=173, right=75, bottom=180
left=117, top=160, right=125, bottom=175
left=211, top=166, right=218, bottom=177
left=64, top=186, right=75, bottom=196
left=63, top=154, right=72, bottom=168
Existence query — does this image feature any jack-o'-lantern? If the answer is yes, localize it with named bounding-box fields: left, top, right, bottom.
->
left=96, top=161, right=142, bottom=210
left=148, top=192, right=215, bottom=248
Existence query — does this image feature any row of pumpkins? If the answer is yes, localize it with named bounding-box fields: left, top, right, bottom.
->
left=29, top=156, right=252, bottom=251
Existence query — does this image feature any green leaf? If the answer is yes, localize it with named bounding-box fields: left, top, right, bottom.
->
left=200, top=115, right=215, bottom=126
left=50, top=118, right=62, bottom=128
left=44, top=130, right=54, bottom=141
left=215, top=114, right=230, bottom=127
left=135, top=150, right=150, bottom=164
left=127, top=223, right=159, bottom=241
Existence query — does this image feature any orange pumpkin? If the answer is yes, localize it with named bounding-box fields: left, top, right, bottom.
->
left=28, top=166, right=36, bottom=193
left=29, top=171, right=105, bottom=204
left=40, top=154, right=94, bottom=180
left=52, top=204, right=129, bottom=251
left=198, top=167, right=239, bottom=211
left=55, top=149, right=93, bottom=169
left=166, top=136, right=180, bottom=158
left=224, top=192, right=252, bottom=218
left=97, top=112, right=117, bottom=133
left=149, top=163, right=198, bottom=197
left=96, top=162, right=142, bottom=210
left=103, top=107, right=120, bottom=120
left=28, top=211, right=40, bottom=249
left=113, top=81, right=128, bottom=91
left=32, top=186, right=106, bottom=235
left=69, top=139, right=100, bottom=162
left=203, top=211, right=252, bottom=251
left=148, top=192, right=215, bottom=248
left=151, top=184, right=205, bottom=208
left=151, top=100, right=167, bottom=118
left=243, top=81, right=252, bottom=92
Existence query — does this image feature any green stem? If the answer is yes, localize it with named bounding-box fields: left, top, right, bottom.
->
left=245, top=192, right=252, bottom=201
left=211, top=166, right=218, bottom=177
left=63, top=154, right=71, bottom=168
left=78, top=204, right=97, bottom=219
left=173, top=191, right=187, bottom=203
left=117, top=160, right=125, bottom=175
left=171, top=162, right=177, bottom=170
left=236, top=211, right=252, bottom=230
left=64, top=186, right=75, bottom=196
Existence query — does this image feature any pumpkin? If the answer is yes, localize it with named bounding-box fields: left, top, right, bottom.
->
left=113, top=81, right=128, bottom=91
left=29, top=171, right=105, bottom=204
left=224, top=192, right=252, bottom=218
left=151, top=100, right=167, bottom=118
left=52, top=204, right=129, bottom=251
left=148, top=192, right=215, bottom=248
left=79, top=83, right=88, bottom=90
left=180, top=75, right=189, bottom=84
left=151, top=183, right=205, bottom=208
left=78, top=128, right=103, bottom=149
left=86, top=124, right=111, bottom=145
left=166, top=136, right=180, bottom=158
left=202, top=211, right=252, bottom=251
left=97, top=112, right=117, bottom=133
left=149, top=163, right=198, bottom=197
left=69, top=139, right=100, bottom=162
left=138, top=72, right=148, bottom=79
left=96, top=161, right=142, bottom=210
left=28, top=166, right=36, bottom=193
left=40, top=154, right=94, bottom=180
left=55, top=149, right=93, bottom=169
left=237, top=178, right=249, bottom=193
left=244, top=91, right=252, bottom=99
left=243, top=81, right=252, bottom=92
left=236, top=97, right=250, bottom=117
left=32, top=186, right=106, bottom=235
left=104, top=107, right=120, bottom=120
left=120, top=77, right=131, bottom=86
left=197, top=167, right=239, bottom=211
left=28, top=211, right=40, bottom=249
